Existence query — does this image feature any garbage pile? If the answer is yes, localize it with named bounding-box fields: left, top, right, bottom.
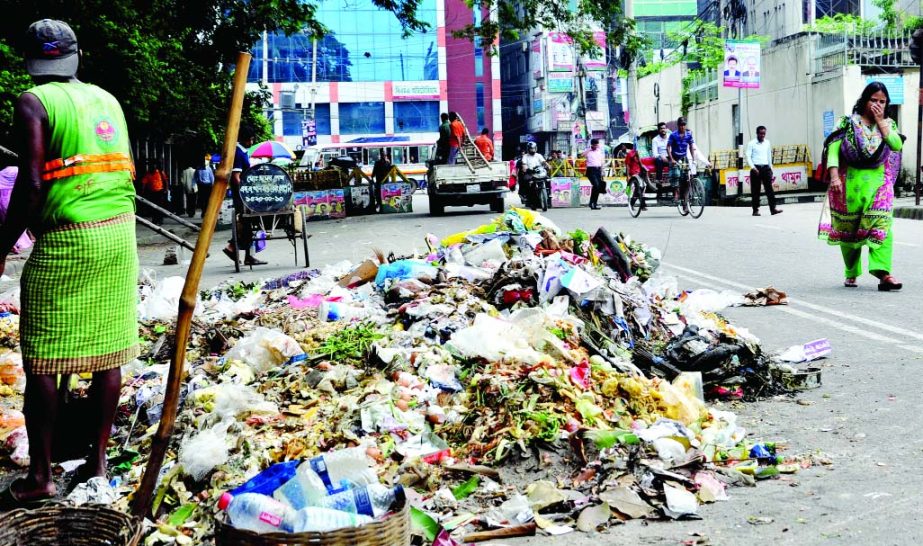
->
left=0, top=209, right=816, bottom=544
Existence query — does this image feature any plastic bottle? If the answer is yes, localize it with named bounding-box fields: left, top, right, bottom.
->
left=273, top=462, right=334, bottom=510
left=318, top=484, right=405, bottom=518
left=218, top=492, right=297, bottom=533
left=230, top=461, right=299, bottom=498
left=307, top=447, right=378, bottom=492
left=318, top=301, right=370, bottom=322
left=288, top=507, right=374, bottom=533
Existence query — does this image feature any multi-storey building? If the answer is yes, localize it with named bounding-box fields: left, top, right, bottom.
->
left=247, top=0, right=501, bottom=160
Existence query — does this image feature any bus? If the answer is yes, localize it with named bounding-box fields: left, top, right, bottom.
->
left=298, top=138, right=435, bottom=188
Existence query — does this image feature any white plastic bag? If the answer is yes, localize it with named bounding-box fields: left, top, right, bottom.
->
left=223, top=327, right=305, bottom=375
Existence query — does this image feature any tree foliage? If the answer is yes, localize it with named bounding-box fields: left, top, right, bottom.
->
left=1, top=0, right=639, bottom=156
left=451, top=0, right=648, bottom=62
left=0, top=0, right=427, bottom=157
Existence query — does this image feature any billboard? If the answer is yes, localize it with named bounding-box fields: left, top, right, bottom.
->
left=547, top=73, right=574, bottom=93
left=547, top=31, right=575, bottom=72
left=582, top=31, right=607, bottom=71
left=723, top=40, right=760, bottom=89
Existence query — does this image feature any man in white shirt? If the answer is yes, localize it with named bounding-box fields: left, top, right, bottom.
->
left=180, top=164, right=197, bottom=218
left=651, top=122, right=670, bottom=186
left=746, top=125, right=782, bottom=216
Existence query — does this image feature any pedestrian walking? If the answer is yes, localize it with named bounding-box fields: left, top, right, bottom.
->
left=195, top=154, right=215, bottom=217
left=372, top=151, right=392, bottom=211
left=140, top=162, right=167, bottom=224
left=180, top=163, right=197, bottom=218
left=747, top=125, right=782, bottom=216
left=447, top=112, right=465, bottom=164
left=223, top=125, right=265, bottom=266
left=0, top=19, right=139, bottom=508
left=583, top=138, right=606, bottom=210
left=474, top=128, right=494, bottom=161
left=819, top=81, right=903, bottom=291
left=436, top=113, right=450, bottom=164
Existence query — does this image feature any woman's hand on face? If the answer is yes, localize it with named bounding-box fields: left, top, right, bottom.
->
left=870, top=102, right=885, bottom=122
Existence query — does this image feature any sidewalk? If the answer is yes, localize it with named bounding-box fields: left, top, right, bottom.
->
left=894, top=198, right=923, bottom=220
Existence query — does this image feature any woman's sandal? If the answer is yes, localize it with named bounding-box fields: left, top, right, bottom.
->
left=878, top=275, right=903, bottom=292
left=844, top=278, right=858, bottom=288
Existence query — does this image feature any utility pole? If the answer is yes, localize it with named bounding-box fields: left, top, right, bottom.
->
left=913, top=29, right=923, bottom=206
left=625, top=0, right=638, bottom=146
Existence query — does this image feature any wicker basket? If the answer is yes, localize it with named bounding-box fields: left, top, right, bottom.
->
left=0, top=503, right=142, bottom=546
left=214, top=503, right=411, bottom=546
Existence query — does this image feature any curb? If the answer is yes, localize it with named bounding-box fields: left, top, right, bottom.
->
left=894, top=206, right=923, bottom=220
left=731, top=192, right=827, bottom=207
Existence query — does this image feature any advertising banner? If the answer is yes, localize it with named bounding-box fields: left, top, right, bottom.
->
left=296, top=190, right=332, bottom=221
left=723, top=163, right=810, bottom=194
left=381, top=182, right=413, bottom=213
left=328, top=188, right=346, bottom=218
left=547, top=31, right=575, bottom=72
left=582, top=31, right=607, bottom=71
left=723, top=40, right=760, bottom=89
left=547, top=73, right=574, bottom=93
left=550, top=178, right=580, bottom=208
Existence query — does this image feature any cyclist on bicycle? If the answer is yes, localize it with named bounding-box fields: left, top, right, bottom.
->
left=666, top=117, right=705, bottom=204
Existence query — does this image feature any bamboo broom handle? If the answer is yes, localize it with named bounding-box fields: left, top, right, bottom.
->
left=132, top=52, right=252, bottom=518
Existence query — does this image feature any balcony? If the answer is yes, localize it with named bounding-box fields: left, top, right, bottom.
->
left=814, top=31, right=916, bottom=74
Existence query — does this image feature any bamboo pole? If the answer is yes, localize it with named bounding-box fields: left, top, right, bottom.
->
left=132, top=52, right=251, bottom=518
left=135, top=215, right=197, bottom=252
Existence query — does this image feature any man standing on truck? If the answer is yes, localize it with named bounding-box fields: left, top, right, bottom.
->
left=447, top=112, right=465, bottom=164
left=474, top=128, right=494, bottom=161
left=436, top=113, right=450, bottom=164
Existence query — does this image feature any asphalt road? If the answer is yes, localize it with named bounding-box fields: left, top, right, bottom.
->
left=90, top=196, right=923, bottom=543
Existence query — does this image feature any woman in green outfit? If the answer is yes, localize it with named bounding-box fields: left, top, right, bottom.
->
left=819, top=81, right=903, bottom=291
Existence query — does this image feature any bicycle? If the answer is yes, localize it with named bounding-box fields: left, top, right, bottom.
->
left=627, top=160, right=708, bottom=219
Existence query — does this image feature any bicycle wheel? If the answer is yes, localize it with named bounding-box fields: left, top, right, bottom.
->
left=628, top=177, right=644, bottom=217
left=687, top=177, right=706, bottom=218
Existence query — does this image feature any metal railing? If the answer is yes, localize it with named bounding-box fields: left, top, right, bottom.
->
left=814, top=30, right=916, bottom=73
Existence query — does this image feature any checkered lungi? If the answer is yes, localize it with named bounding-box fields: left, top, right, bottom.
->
left=20, top=213, right=139, bottom=375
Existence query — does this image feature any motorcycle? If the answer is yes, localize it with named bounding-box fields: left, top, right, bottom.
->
left=520, top=166, right=550, bottom=211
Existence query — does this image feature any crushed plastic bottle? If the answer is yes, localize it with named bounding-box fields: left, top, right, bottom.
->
left=274, top=461, right=341, bottom=510
left=231, top=461, right=299, bottom=497
left=318, top=484, right=404, bottom=518
left=289, top=507, right=374, bottom=533
left=218, top=492, right=298, bottom=533
left=318, top=301, right=370, bottom=322
left=307, top=447, right=378, bottom=492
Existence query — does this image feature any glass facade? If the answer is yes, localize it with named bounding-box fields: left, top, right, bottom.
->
left=634, top=0, right=697, bottom=17
left=394, top=101, right=440, bottom=133
left=282, top=104, right=332, bottom=137
left=248, top=0, right=439, bottom=83
left=339, top=102, right=386, bottom=134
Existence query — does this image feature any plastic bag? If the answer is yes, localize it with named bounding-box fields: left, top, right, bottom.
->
left=138, top=276, right=187, bottom=321
left=680, top=289, right=743, bottom=314
left=178, top=425, right=230, bottom=481
left=223, top=327, right=305, bottom=375
left=374, top=260, right=436, bottom=287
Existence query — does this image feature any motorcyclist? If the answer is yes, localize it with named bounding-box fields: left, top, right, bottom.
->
left=517, top=142, right=551, bottom=209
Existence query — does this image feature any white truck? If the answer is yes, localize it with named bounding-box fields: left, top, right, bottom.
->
left=426, top=137, right=509, bottom=216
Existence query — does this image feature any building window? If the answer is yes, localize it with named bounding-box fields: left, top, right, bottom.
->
left=248, top=0, right=439, bottom=83
left=394, top=101, right=440, bottom=133
left=476, top=83, right=485, bottom=129
left=339, top=102, right=386, bottom=134
left=283, top=109, right=302, bottom=136
left=474, top=37, right=484, bottom=78
left=315, top=104, right=331, bottom=135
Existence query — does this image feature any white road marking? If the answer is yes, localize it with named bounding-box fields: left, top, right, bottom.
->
left=895, top=241, right=919, bottom=247
left=664, top=264, right=923, bottom=353
left=754, top=223, right=783, bottom=231
left=664, top=262, right=923, bottom=343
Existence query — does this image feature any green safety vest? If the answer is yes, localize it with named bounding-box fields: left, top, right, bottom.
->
left=26, top=82, right=135, bottom=228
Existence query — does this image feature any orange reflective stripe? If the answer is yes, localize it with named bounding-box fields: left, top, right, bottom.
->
left=42, top=152, right=133, bottom=173
left=40, top=160, right=135, bottom=181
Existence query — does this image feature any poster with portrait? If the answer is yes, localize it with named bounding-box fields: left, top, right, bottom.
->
left=298, top=190, right=332, bottom=221
left=550, top=178, right=579, bottom=208
left=328, top=188, right=346, bottom=218
left=723, top=40, right=760, bottom=89
left=380, top=182, right=413, bottom=213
